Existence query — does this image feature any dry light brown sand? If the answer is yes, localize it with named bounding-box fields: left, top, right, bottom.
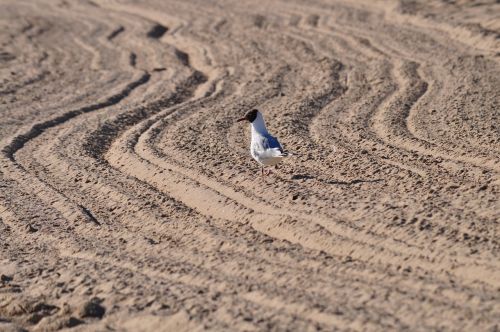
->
left=0, top=0, right=499, bottom=331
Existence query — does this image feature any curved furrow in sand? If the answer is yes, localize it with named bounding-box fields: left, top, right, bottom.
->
left=1, top=0, right=499, bottom=331
left=0, top=0, right=197, bottom=229
left=370, top=57, right=500, bottom=176
left=293, top=2, right=498, bottom=174
left=101, top=11, right=500, bottom=294
left=0, top=0, right=188, bottom=230
left=288, top=4, right=498, bottom=246
left=70, top=3, right=500, bottom=328
left=0, top=3, right=328, bottom=328
left=11, top=86, right=486, bottom=332
left=184, top=1, right=496, bottom=253
left=326, top=2, right=496, bottom=176
left=408, top=61, right=500, bottom=160
left=0, top=69, right=150, bottom=222
left=0, top=0, right=193, bottom=242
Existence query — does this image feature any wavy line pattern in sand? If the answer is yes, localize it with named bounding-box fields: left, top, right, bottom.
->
left=0, top=0, right=499, bottom=331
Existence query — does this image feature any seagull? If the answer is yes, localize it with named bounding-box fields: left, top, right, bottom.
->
left=237, top=109, right=289, bottom=176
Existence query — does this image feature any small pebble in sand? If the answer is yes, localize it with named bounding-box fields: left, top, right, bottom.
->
left=80, top=297, right=106, bottom=319
left=1, top=274, right=13, bottom=282
left=25, top=224, right=38, bottom=233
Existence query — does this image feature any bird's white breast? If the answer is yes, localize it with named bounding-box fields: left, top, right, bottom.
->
left=250, top=133, right=283, bottom=166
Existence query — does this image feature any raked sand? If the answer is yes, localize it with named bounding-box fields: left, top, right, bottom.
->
left=0, top=0, right=499, bottom=331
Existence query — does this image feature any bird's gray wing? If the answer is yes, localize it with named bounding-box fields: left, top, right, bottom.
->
left=262, top=134, right=283, bottom=153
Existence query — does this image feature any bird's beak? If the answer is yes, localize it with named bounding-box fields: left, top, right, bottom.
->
left=236, top=117, right=246, bottom=123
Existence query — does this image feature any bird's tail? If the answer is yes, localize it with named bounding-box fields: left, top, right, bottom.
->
left=273, top=149, right=293, bottom=157
left=281, top=151, right=292, bottom=157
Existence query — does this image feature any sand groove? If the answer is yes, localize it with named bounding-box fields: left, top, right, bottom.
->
left=1, top=0, right=499, bottom=331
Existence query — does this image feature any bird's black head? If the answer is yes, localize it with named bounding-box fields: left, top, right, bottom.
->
left=236, top=109, right=259, bottom=123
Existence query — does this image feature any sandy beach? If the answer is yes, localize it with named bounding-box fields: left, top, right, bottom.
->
left=0, top=0, right=499, bottom=330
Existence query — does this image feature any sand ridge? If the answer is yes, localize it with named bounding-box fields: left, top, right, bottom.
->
left=0, top=0, right=499, bottom=331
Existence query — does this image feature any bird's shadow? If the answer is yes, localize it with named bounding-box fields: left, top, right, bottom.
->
left=290, top=173, right=383, bottom=185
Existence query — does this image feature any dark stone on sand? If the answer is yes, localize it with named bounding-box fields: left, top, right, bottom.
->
left=147, top=24, right=168, bottom=39
left=26, top=302, right=59, bottom=324
left=25, top=224, right=38, bottom=233
left=478, top=184, right=488, bottom=191
left=67, top=317, right=85, bottom=327
left=80, top=298, right=105, bottom=319
left=1, top=274, right=13, bottom=282
left=291, top=174, right=314, bottom=180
